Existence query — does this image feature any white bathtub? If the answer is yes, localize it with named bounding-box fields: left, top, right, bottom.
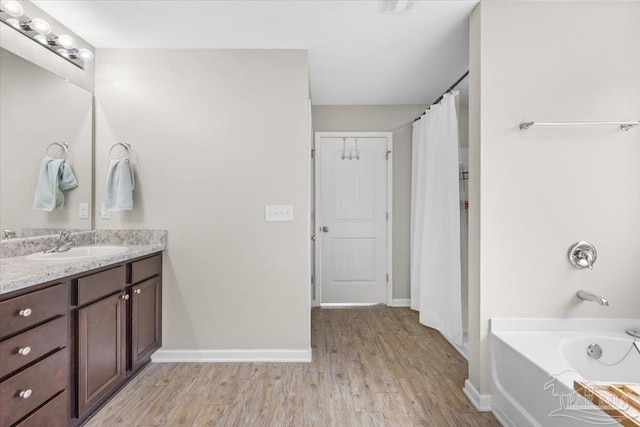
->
left=490, top=318, right=640, bottom=427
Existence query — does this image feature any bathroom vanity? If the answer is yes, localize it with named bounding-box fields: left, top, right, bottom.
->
left=0, top=240, right=164, bottom=427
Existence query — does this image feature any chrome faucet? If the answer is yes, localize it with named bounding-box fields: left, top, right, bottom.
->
left=2, top=229, right=17, bottom=239
left=44, top=230, right=74, bottom=253
left=576, top=290, right=609, bottom=306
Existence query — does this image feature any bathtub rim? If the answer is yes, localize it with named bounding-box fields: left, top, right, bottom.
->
left=491, top=318, right=639, bottom=388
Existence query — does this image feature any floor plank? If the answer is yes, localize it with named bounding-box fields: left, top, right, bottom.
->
left=85, top=306, right=498, bottom=426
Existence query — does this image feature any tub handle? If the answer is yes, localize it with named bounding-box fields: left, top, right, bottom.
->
left=568, top=242, right=597, bottom=270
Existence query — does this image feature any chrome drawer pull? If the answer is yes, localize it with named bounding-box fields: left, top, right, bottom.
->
left=19, top=389, right=32, bottom=399
left=18, top=308, right=32, bottom=317
left=135, top=289, right=141, bottom=295
left=18, top=347, right=31, bottom=356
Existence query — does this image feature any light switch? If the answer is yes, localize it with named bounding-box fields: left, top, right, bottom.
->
left=79, top=203, right=89, bottom=219
left=265, top=205, right=294, bottom=222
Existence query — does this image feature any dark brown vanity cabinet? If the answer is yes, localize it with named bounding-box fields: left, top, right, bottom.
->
left=0, top=252, right=163, bottom=426
left=74, top=265, right=128, bottom=419
left=0, top=283, right=69, bottom=427
left=71, top=253, right=162, bottom=425
left=129, top=254, right=162, bottom=373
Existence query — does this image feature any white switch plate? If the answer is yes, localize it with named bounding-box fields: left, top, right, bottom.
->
left=265, top=205, right=294, bottom=222
left=79, top=203, right=89, bottom=219
left=101, top=203, right=111, bottom=219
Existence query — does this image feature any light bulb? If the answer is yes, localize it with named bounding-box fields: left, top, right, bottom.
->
left=6, top=17, right=19, bottom=28
left=56, top=48, right=70, bottom=58
left=57, top=34, right=75, bottom=49
left=77, top=48, right=94, bottom=62
left=30, top=17, right=51, bottom=35
left=1, top=1, right=23, bottom=18
left=34, top=34, right=48, bottom=44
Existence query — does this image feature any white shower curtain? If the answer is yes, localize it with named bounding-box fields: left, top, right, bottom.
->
left=410, top=91, right=463, bottom=346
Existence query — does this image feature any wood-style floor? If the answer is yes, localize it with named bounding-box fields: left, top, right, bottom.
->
left=85, top=306, right=500, bottom=426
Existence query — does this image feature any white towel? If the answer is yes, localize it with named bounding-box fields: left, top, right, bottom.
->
left=104, top=158, right=135, bottom=211
left=33, top=156, right=79, bottom=211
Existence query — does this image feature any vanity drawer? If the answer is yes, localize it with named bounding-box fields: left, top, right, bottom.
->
left=0, top=348, right=67, bottom=427
left=76, top=265, right=126, bottom=306
left=0, top=316, right=67, bottom=378
left=0, top=283, right=68, bottom=339
left=131, top=254, right=162, bottom=284
left=14, top=390, right=67, bottom=427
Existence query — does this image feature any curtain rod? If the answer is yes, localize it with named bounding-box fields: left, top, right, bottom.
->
left=413, top=70, right=469, bottom=123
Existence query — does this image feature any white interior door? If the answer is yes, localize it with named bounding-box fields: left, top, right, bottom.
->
left=316, top=133, right=391, bottom=305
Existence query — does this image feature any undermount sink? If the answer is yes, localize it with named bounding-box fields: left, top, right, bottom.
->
left=26, top=245, right=129, bottom=261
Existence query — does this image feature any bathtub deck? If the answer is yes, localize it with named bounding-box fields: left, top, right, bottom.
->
left=575, top=381, right=640, bottom=427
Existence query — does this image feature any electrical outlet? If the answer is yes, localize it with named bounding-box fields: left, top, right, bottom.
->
left=79, top=203, right=89, bottom=219
left=101, top=203, right=111, bottom=219
left=265, top=205, right=294, bottom=222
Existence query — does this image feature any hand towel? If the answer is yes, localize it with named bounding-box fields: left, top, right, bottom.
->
left=33, top=156, right=79, bottom=211
left=104, top=158, right=135, bottom=211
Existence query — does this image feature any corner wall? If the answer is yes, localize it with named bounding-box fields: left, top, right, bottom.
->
left=94, top=49, right=311, bottom=356
left=468, top=1, right=640, bottom=397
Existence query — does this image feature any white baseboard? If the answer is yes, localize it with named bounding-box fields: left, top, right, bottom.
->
left=463, top=379, right=492, bottom=412
left=152, top=348, right=312, bottom=363
left=390, top=299, right=411, bottom=307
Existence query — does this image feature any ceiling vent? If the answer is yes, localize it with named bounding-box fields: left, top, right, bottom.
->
left=379, top=0, right=416, bottom=14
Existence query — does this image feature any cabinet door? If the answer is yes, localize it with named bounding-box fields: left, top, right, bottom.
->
left=77, top=292, right=126, bottom=418
left=130, top=277, right=161, bottom=371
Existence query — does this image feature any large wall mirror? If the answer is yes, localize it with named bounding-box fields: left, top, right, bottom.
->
left=0, top=47, right=93, bottom=236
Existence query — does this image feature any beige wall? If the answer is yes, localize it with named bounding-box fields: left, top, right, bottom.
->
left=95, top=49, right=311, bottom=352
left=468, top=1, right=640, bottom=396
left=312, top=104, right=469, bottom=301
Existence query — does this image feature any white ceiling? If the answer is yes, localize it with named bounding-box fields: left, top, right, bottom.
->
left=32, top=0, right=477, bottom=105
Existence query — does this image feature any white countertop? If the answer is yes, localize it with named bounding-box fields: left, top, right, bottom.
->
left=0, top=244, right=165, bottom=296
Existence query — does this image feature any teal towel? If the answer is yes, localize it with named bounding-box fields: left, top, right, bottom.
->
left=33, top=156, right=79, bottom=211
left=105, top=158, right=135, bottom=211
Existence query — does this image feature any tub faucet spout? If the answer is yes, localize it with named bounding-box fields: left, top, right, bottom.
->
left=576, top=290, right=609, bottom=306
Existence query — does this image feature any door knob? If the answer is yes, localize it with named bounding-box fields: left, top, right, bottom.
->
left=321, top=226, right=329, bottom=233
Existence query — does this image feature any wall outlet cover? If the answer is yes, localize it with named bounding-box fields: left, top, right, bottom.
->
left=101, top=203, right=111, bottom=219
left=79, top=203, right=89, bottom=219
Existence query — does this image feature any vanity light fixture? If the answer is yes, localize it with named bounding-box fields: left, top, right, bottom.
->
left=57, top=33, right=75, bottom=49
left=21, top=17, right=51, bottom=34
left=0, top=0, right=23, bottom=18
left=0, top=4, right=93, bottom=69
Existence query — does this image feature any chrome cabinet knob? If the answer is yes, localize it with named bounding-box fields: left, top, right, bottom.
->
left=321, top=226, right=329, bottom=233
left=121, top=294, right=129, bottom=300
left=135, top=289, right=141, bottom=295
left=18, top=308, right=32, bottom=317
left=19, top=389, right=32, bottom=399
left=18, top=347, right=31, bottom=356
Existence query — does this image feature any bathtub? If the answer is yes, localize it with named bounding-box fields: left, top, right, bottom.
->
left=490, top=318, right=640, bottom=427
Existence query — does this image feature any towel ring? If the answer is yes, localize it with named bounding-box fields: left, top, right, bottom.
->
left=109, top=142, right=131, bottom=159
left=46, top=142, right=68, bottom=159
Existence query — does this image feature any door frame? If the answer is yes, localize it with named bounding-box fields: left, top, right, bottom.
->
left=313, top=131, right=393, bottom=307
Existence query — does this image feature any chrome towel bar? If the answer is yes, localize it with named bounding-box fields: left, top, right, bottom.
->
left=519, top=121, right=639, bottom=132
